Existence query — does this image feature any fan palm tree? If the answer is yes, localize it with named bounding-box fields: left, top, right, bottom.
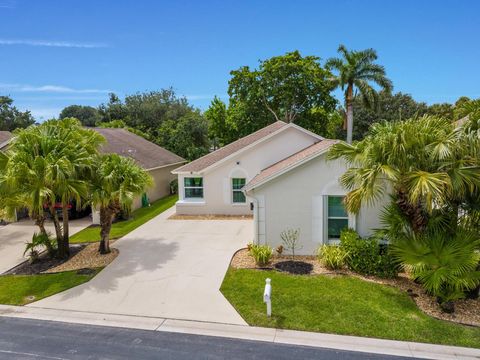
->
left=326, top=45, right=392, bottom=143
left=328, top=115, right=480, bottom=232
left=91, top=154, right=152, bottom=254
left=390, top=227, right=480, bottom=312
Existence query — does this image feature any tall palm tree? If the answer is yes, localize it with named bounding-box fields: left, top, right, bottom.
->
left=91, top=154, right=152, bottom=254
left=326, top=45, right=393, bottom=143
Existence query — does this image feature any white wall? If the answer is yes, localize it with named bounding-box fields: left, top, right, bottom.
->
left=176, top=126, right=319, bottom=215
left=248, top=154, right=388, bottom=255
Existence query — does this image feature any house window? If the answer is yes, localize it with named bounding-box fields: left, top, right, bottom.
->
left=232, top=178, right=246, bottom=203
left=327, top=196, right=349, bottom=239
left=184, top=177, right=203, bottom=199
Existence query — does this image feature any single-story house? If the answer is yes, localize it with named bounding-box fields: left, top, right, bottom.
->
left=91, top=128, right=186, bottom=222
left=173, top=121, right=385, bottom=255
left=244, top=139, right=387, bottom=255
left=172, top=121, right=323, bottom=215
left=1, top=128, right=185, bottom=223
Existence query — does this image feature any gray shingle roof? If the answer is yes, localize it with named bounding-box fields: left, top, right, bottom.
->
left=93, top=128, right=186, bottom=170
left=173, top=121, right=288, bottom=173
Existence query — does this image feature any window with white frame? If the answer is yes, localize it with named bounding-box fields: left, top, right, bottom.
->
left=184, top=177, right=203, bottom=199
left=327, top=196, right=349, bottom=240
left=232, top=178, right=246, bottom=203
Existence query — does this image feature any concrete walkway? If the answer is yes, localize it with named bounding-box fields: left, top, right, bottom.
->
left=0, top=305, right=478, bottom=360
left=30, top=207, right=251, bottom=325
left=0, top=218, right=91, bottom=273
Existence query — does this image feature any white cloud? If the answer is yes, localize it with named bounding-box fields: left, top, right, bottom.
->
left=0, top=83, right=111, bottom=94
left=0, top=39, right=109, bottom=48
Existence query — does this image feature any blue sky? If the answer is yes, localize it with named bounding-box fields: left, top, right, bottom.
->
left=0, top=0, right=478, bottom=120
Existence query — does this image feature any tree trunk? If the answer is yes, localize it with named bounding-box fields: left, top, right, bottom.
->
left=396, top=189, right=428, bottom=233
left=49, top=205, right=65, bottom=257
left=62, top=204, right=70, bottom=258
left=346, top=85, right=354, bottom=144
left=98, top=206, right=113, bottom=254
left=34, top=214, right=47, bottom=235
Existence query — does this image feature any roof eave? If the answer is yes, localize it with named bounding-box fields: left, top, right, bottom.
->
left=245, top=146, right=333, bottom=193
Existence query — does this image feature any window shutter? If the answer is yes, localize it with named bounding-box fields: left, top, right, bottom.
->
left=312, top=195, right=324, bottom=243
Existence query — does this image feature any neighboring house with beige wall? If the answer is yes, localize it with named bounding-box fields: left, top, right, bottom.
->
left=0, top=131, right=12, bottom=151
left=92, top=128, right=186, bottom=223
left=244, top=139, right=387, bottom=255
left=172, top=121, right=323, bottom=215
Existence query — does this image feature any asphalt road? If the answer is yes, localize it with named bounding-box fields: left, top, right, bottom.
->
left=0, top=317, right=416, bottom=360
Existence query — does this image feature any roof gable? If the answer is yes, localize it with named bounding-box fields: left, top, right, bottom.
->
left=173, top=121, right=322, bottom=174
left=93, top=128, right=186, bottom=170
left=245, top=139, right=339, bottom=191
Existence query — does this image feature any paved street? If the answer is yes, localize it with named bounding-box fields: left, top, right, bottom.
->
left=0, top=317, right=415, bottom=360
left=30, top=206, right=252, bottom=325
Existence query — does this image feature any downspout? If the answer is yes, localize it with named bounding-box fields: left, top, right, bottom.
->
left=245, top=189, right=260, bottom=245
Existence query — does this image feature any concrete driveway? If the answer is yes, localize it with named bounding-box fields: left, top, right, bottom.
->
left=0, top=218, right=91, bottom=274
left=30, top=207, right=252, bottom=325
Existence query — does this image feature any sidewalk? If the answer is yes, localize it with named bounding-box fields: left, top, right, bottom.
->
left=0, top=304, right=478, bottom=360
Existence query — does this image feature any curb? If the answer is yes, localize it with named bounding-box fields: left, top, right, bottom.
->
left=0, top=304, right=478, bottom=359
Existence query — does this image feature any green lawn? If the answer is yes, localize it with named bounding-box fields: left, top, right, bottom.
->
left=0, top=270, right=100, bottom=305
left=71, top=194, right=178, bottom=243
left=221, top=268, right=480, bottom=348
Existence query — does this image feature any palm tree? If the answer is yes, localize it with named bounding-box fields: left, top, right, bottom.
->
left=328, top=115, right=480, bottom=232
left=91, top=154, right=152, bottom=254
left=326, top=45, right=392, bottom=143
left=390, top=227, right=480, bottom=312
left=5, top=119, right=104, bottom=258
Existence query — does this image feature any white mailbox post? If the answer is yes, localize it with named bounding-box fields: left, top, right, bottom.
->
left=263, top=278, right=272, bottom=317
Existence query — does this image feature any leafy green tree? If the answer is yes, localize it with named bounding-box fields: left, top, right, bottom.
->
left=158, top=112, right=210, bottom=161
left=333, top=91, right=429, bottom=140
left=90, top=154, right=152, bottom=254
left=427, top=103, right=454, bottom=120
left=326, top=45, right=393, bottom=143
left=0, top=96, right=35, bottom=131
left=98, top=89, right=193, bottom=137
left=59, top=105, right=101, bottom=127
left=227, top=51, right=337, bottom=138
left=205, top=96, right=230, bottom=148
left=6, top=119, right=104, bottom=258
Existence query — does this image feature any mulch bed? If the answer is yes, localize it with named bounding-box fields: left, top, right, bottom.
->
left=4, top=242, right=118, bottom=275
left=44, top=242, right=118, bottom=273
left=168, top=214, right=253, bottom=220
left=5, top=245, right=86, bottom=275
left=231, top=248, right=480, bottom=327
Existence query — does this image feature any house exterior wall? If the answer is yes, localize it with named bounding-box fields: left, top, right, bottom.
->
left=175, top=126, right=319, bottom=215
left=247, top=154, right=388, bottom=255
left=93, top=163, right=179, bottom=224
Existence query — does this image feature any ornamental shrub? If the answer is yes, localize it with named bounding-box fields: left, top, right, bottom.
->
left=248, top=244, right=273, bottom=267
left=317, top=244, right=346, bottom=270
left=340, top=229, right=398, bottom=278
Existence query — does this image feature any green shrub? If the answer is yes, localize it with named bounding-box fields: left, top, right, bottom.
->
left=24, top=232, right=57, bottom=261
left=390, top=228, right=480, bottom=311
left=248, top=244, right=273, bottom=267
left=340, top=229, right=398, bottom=278
left=317, top=244, right=346, bottom=270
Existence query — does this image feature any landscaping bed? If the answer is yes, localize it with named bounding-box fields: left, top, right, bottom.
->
left=221, top=267, right=480, bottom=348
left=230, top=248, right=480, bottom=327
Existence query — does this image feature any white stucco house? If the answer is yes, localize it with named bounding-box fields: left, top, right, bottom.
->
left=172, top=120, right=386, bottom=255
left=244, top=140, right=386, bottom=255
left=172, top=121, right=323, bottom=215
